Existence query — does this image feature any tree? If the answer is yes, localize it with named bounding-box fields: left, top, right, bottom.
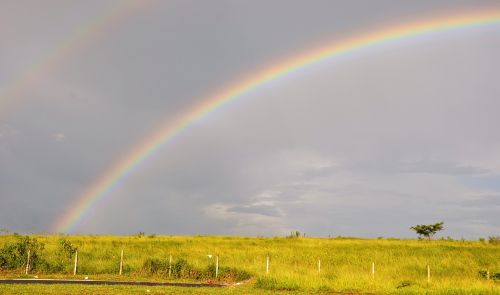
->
left=286, top=230, right=301, bottom=238
left=410, top=222, right=444, bottom=240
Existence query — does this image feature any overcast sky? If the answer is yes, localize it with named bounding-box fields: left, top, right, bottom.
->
left=1, top=0, right=499, bottom=238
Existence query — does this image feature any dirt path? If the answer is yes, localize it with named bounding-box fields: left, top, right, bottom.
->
left=0, top=278, right=229, bottom=287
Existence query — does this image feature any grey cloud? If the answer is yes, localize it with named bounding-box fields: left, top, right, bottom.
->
left=299, top=159, right=490, bottom=181
left=0, top=123, right=18, bottom=139
left=458, top=194, right=500, bottom=208
left=301, top=165, right=340, bottom=180
left=1, top=0, right=500, bottom=238
left=228, top=204, right=283, bottom=217
left=398, top=160, right=490, bottom=175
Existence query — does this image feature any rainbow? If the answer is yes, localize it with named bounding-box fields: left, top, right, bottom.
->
left=0, top=0, right=149, bottom=117
left=54, top=10, right=500, bottom=233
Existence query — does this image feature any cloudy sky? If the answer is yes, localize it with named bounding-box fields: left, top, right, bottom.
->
left=1, top=0, right=499, bottom=238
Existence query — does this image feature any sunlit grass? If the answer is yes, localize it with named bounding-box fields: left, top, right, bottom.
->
left=0, top=235, right=498, bottom=293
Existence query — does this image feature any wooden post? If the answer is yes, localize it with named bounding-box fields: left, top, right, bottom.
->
left=73, top=250, right=78, bottom=275
left=318, top=259, right=321, bottom=273
left=487, top=269, right=490, bottom=280
left=119, top=249, right=124, bottom=275
left=427, top=265, right=430, bottom=284
left=25, top=250, right=31, bottom=275
left=215, top=256, right=219, bottom=278
left=372, top=262, right=375, bottom=279
left=168, top=255, right=172, bottom=278
left=266, top=256, right=269, bottom=274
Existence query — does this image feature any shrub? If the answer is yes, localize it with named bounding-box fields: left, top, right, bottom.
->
left=58, top=238, right=77, bottom=260
left=171, top=258, right=199, bottom=278
left=213, top=266, right=251, bottom=281
left=49, top=239, right=78, bottom=273
left=141, top=258, right=199, bottom=278
left=142, top=258, right=167, bottom=275
left=140, top=257, right=250, bottom=282
left=488, top=236, right=500, bottom=245
left=286, top=231, right=301, bottom=239
left=479, top=269, right=500, bottom=280
left=0, top=235, right=45, bottom=271
left=396, top=280, right=415, bottom=289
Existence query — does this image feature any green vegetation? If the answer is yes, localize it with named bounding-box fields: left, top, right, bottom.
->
left=0, top=234, right=499, bottom=294
left=0, top=235, right=45, bottom=271
left=489, top=236, right=500, bottom=245
left=410, top=222, right=444, bottom=240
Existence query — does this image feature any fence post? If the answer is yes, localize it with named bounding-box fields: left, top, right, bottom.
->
left=372, top=262, right=375, bottom=279
left=318, top=259, right=321, bottom=273
left=119, top=249, right=124, bottom=275
left=266, top=256, right=269, bottom=274
left=168, top=255, right=172, bottom=278
left=487, top=269, right=490, bottom=280
left=73, top=250, right=78, bottom=275
left=427, top=265, right=430, bottom=284
left=215, top=256, right=219, bottom=278
left=25, top=250, right=31, bottom=275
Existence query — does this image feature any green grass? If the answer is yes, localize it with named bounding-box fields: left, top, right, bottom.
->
left=0, top=235, right=499, bottom=294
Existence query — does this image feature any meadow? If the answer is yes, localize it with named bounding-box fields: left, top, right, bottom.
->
left=0, top=234, right=499, bottom=294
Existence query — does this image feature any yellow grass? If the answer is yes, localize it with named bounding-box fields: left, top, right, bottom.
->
left=0, top=235, right=499, bottom=294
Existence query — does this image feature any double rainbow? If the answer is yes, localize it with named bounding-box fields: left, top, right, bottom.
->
left=0, top=0, right=148, bottom=116
left=54, top=10, right=500, bottom=232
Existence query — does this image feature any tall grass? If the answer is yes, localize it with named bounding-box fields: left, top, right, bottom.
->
left=0, top=235, right=498, bottom=293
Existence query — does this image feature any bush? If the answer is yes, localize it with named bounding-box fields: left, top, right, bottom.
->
left=396, top=280, right=415, bottom=289
left=0, top=235, right=45, bottom=271
left=286, top=231, right=301, bottom=239
left=479, top=269, right=500, bottom=280
left=142, top=258, right=168, bottom=275
left=141, top=258, right=200, bottom=278
left=140, top=257, right=250, bottom=282
left=58, top=238, right=77, bottom=259
left=47, top=239, right=78, bottom=273
left=488, top=236, right=500, bottom=245
left=171, top=258, right=200, bottom=279
left=217, top=266, right=251, bottom=281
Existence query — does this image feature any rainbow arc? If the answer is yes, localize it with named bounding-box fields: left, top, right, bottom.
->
left=53, top=10, right=500, bottom=232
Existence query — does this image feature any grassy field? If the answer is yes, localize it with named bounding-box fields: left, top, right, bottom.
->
left=0, top=234, right=499, bottom=294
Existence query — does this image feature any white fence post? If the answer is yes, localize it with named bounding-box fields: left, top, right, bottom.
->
left=266, top=256, right=269, bottom=274
left=119, top=249, right=124, bottom=275
left=25, top=250, right=31, bottom=275
left=73, top=250, right=78, bottom=275
left=168, top=255, right=172, bottom=278
left=215, top=256, right=219, bottom=278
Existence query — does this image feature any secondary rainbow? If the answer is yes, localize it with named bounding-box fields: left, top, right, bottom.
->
left=0, top=0, right=149, bottom=117
left=54, top=10, right=500, bottom=232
